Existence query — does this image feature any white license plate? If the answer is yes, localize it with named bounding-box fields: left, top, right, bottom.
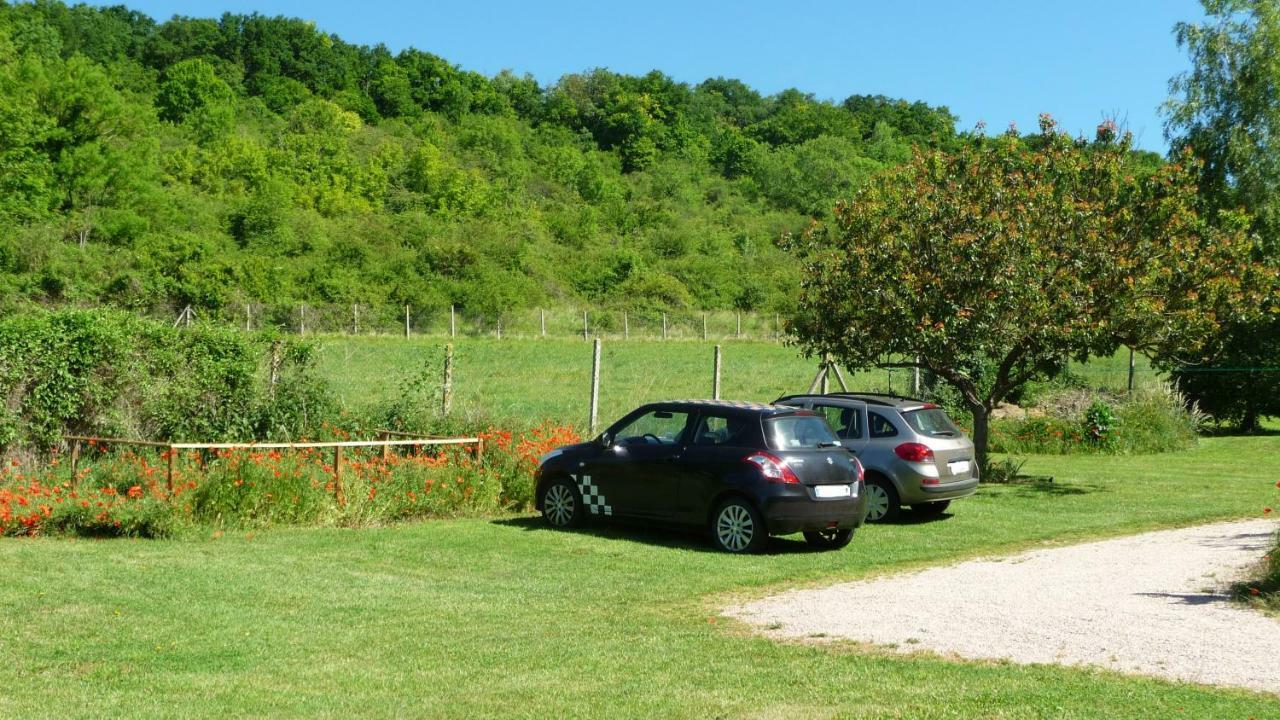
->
left=948, top=460, right=971, bottom=475
left=814, top=484, right=851, bottom=498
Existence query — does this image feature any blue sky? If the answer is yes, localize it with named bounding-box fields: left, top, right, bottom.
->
left=121, top=0, right=1205, bottom=153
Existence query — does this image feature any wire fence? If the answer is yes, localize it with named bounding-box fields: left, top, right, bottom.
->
left=168, top=302, right=787, bottom=341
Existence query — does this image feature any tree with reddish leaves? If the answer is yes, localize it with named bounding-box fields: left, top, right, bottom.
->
left=785, top=117, right=1275, bottom=468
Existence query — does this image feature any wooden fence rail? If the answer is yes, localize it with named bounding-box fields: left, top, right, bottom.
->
left=63, top=435, right=484, bottom=504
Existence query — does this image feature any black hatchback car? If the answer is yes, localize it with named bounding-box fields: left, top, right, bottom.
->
left=534, top=400, right=868, bottom=553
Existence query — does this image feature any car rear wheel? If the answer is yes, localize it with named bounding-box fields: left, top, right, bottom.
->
left=803, top=528, right=854, bottom=550
left=911, top=500, right=950, bottom=517
left=711, top=499, right=766, bottom=554
left=542, top=478, right=584, bottom=528
left=865, top=478, right=900, bottom=523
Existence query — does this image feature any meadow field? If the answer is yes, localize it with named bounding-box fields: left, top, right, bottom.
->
left=2, top=436, right=1277, bottom=718
left=312, top=335, right=1158, bottom=427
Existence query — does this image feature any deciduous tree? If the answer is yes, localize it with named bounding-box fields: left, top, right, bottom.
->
left=785, top=117, right=1273, bottom=467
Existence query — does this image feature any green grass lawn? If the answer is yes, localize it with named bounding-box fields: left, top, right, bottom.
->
left=3, top=436, right=1278, bottom=718
left=313, top=336, right=1159, bottom=427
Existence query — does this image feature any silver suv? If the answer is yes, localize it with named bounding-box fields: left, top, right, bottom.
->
left=775, top=393, right=978, bottom=522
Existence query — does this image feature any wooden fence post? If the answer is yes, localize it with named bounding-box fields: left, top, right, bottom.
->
left=583, top=310, right=589, bottom=341
left=775, top=313, right=780, bottom=341
left=268, top=340, right=283, bottom=399
left=245, top=304, right=251, bottom=332
left=496, top=317, right=502, bottom=340
left=736, top=312, right=741, bottom=339
left=1127, top=347, right=1135, bottom=394
left=702, top=313, right=707, bottom=341
left=713, top=345, right=722, bottom=400
left=662, top=313, right=668, bottom=341
left=589, top=338, right=601, bottom=434
left=623, top=311, right=629, bottom=340
left=166, top=445, right=175, bottom=494
left=442, top=343, right=454, bottom=416
left=333, top=446, right=344, bottom=505
left=352, top=303, right=360, bottom=335
left=69, top=439, right=81, bottom=486
left=541, top=308, right=546, bottom=338
left=450, top=305, right=456, bottom=338
left=404, top=305, right=411, bottom=339
left=300, top=303, right=307, bottom=336
left=912, top=358, right=921, bottom=397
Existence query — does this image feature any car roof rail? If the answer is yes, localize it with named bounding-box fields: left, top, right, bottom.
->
left=775, top=391, right=929, bottom=406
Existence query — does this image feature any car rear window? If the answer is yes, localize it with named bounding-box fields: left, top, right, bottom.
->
left=902, top=408, right=962, bottom=437
left=765, top=415, right=839, bottom=450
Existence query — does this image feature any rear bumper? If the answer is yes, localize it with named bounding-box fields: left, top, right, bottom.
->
left=900, top=476, right=979, bottom=505
left=759, top=486, right=867, bottom=535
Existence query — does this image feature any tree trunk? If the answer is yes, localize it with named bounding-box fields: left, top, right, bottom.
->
left=1241, top=406, right=1259, bottom=434
left=970, top=405, right=991, bottom=472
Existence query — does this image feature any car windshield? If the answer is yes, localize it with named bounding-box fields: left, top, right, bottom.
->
left=902, top=408, right=961, bottom=437
left=765, top=415, right=839, bottom=450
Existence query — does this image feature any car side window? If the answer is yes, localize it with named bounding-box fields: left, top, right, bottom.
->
left=692, top=413, right=752, bottom=447
left=868, top=411, right=898, bottom=438
left=813, top=404, right=860, bottom=439
left=614, top=410, right=692, bottom=446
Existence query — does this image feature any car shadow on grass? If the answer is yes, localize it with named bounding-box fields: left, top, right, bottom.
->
left=491, top=516, right=848, bottom=555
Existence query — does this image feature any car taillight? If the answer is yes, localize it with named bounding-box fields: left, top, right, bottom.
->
left=852, top=455, right=865, bottom=483
left=744, top=451, right=800, bottom=484
left=894, top=442, right=935, bottom=463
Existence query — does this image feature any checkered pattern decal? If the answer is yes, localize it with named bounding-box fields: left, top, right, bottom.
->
left=574, top=475, right=612, bottom=516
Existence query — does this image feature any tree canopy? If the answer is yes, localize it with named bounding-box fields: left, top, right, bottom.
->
left=0, top=0, right=962, bottom=320
left=1165, top=0, right=1280, bottom=430
left=785, top=117, right=1273, bottom=465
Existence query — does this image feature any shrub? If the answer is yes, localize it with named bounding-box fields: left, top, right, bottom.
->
left=1112, top=384, right=1203, bottom=454
left=989, top=383, right=1199, bottom=455
left=981, top=457, right=1027, bottom=485
left=0, top=422, right=580, bottom=537
left=0, top=309, right=334, bottom=453
left=1083, top=400, right=1118, bottom=449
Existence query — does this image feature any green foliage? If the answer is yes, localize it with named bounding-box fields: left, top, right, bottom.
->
left=0, top=309, right=333, bottom=450
left=156, top=58, right=236, bottom=140
left=0, top=1, right=969, bottom=320
left=989, top=385, right=1201, bottom=455
left=1083, top=400, right=1118, bottom=447
left=1165, top=1, right=1280, bottom=430
left=45, top=494, right=176, bottom=538
left=786, top=115, right=1273, bottom=465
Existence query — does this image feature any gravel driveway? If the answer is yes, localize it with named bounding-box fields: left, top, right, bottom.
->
left=727, top=519, right=1280, bottom=694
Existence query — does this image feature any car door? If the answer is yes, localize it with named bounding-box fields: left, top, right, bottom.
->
left=673, top=411, right=756, bottom=524
left=595, top=408, right=694, bottom=520
left=811, top=402, right=868, bottom=457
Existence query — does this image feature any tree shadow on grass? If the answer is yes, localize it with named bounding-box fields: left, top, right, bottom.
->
left=491, top=516, right=840, bottom=556
left=991, top=477, right=1105, bottom=498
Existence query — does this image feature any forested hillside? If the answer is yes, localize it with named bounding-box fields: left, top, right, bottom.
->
left=0, top=1, right=963, bottom=318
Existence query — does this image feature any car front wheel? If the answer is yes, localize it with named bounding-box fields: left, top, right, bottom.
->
left=711, top=498, right=766, bottom=553
left=541, top=478, right=584, bottom=528
left=864, top=479, right=900, bottom=523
